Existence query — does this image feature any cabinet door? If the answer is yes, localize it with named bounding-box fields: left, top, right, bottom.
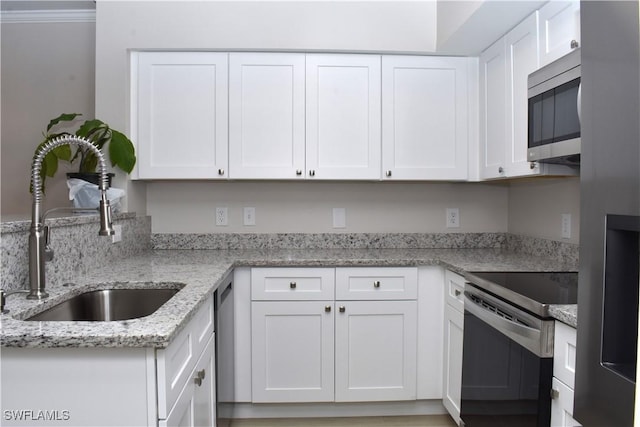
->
left=382, top=56, right=470, bottom=180
left=479, top=38, right=507, bottom=179
left=306, top=54, right=381, bottom=180
left=443, top=303, right=464, bottom=425
left=551, top=377, right=582, bottom=427
left=134, top=52, right=229, bottom=179
left=538, top=0, right=581, bottom=67
left=229, top=53, right=305, bottom=179
left=335, top=300, right=417, bottom=401
left=161, top=334, right=215, bottom=427
left=505, top=12, right=542, bottom=178
left=251, top=301, right=334, bottom=402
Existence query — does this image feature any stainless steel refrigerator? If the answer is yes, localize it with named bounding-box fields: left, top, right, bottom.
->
left=574, top=1, right=640, bottom=425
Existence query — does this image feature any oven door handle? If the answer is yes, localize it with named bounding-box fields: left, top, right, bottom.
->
left=464, top=293, right=552, bottom=358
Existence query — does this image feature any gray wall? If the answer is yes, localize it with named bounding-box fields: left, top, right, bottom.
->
left=1, top=7, right=580, bottom=243
left=1, top=20, right=95, bottom=216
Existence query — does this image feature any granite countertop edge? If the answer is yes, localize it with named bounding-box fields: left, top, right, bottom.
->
left=0, top=248, right=578, bottom=349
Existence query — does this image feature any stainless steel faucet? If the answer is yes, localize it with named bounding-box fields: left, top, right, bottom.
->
left=27, top=135, right=115, bottom=301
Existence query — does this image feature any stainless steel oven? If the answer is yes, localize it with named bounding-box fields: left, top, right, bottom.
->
left=460, top=272, right=578, bottom=427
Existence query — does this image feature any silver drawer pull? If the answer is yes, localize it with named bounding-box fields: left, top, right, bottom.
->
left=373, top=281, right=381, bottom=288
left=339, top=306, right=345, bottom=313
left=325, top=305, right=331, bottom=313
left=290, top=282, right=297, bottom=289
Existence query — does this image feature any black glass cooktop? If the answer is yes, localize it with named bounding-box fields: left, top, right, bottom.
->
left=463, top=271, right=578, bottom=317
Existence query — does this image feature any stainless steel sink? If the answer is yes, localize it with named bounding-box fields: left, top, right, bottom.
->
left=26, top=288, right=181, bottom=321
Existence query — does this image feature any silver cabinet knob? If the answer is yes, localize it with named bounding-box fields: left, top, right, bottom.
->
left=373, top=281, right=381, bottom=288
left=550, top=388, right=560, bottom=399
left=309, top=170, right=316, bottom=177
left=385, top=170, right=392, bottom=177
left=570, top=39, right=579, bottom=49
left=218, top=168, right=225, bottom=176
left=498, top=166, right=504, bottom=174
left=529, top=161, right=537, bottom=170
left=290, top=281, right=297, bottom=289
left=339, top=306, right=345, bottom=313
left=194, top=369, right=205, bottom=386
left=325, top=305, right=331, bottom=313
left=454, top=289, right=461, bottom=297
left=296, top=170, right=302, bottom=176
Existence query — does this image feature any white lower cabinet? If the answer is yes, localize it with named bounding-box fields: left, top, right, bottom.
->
left=250, top=266, right=431, bottom=405
left=551, top=321, right=581, bottom=427
left=335, top=300, right=417, bottom=402
left=251, top=301, right=335, bottom=403
left=0, top=295, right=215, bottom=427
left=442, top=270, right=465, bottom=424
left=162, top=334, right=216, bottom=427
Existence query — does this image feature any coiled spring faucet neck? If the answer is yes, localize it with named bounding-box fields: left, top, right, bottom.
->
left=28, top=135, right=115, bottom=301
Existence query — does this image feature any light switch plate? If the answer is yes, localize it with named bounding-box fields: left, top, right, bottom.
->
left=333, top=208, right=346, bottom=228
left=243, top=207, right=256, bottom=226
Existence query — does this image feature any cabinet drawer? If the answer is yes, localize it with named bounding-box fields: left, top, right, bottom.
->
left=445, top=270, right=465, bottom=312
left=553, top=321, right=577, bottom=389
left=251, top=268, right=335, bottom=300
left=157, top=295, right=214, bottom=419
left=335, top=267, right=418, bottom=300
left=551, top=377, right=582, bottom=427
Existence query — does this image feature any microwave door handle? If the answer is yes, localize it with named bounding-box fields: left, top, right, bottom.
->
left=577, top=82, right=582, bottom=124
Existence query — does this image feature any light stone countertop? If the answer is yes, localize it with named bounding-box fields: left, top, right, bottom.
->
left=0, top=248, right=578, bottom=349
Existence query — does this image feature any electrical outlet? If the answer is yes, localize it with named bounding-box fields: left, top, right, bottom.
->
left=216, top=207, right=228, bottom=226
left=243, top=207, right=256, bottom=226
left=561, top=213, right=572, bottom=239
left=446, top=208, right=460, bottom=228
left=111, top=224, right=122, bottom=243
left=333, top=208, right=346, bottom=228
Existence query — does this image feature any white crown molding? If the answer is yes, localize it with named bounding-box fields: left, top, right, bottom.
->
left=1, top=9, right=96, bottom=24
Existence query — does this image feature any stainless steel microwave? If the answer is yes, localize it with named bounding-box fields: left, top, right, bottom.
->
left=527, top=48, right=581, bottom=165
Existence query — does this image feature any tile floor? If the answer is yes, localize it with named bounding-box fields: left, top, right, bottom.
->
left=230, top=415, right=457, bottom=427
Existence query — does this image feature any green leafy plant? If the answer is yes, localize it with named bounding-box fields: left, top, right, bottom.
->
left=34, top=113, right=136, bottom=191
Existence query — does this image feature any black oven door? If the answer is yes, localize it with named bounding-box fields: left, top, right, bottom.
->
left=460, top=290, right=553, bottom=427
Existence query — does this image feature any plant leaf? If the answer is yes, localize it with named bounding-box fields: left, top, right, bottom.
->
left=46, top=113, right=81, bottom=132
left=81, top=152, right=98, bottom=173
left=42, top=152, right=58, bottom=178
left=109, top=130, right=136, bottom=173
left=76, top=119, right=105, bottom=139
left=52, top=144, right=72, bottom=161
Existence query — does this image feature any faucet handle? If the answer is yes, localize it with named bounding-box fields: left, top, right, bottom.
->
left=44, top=225, right=54, bottom=262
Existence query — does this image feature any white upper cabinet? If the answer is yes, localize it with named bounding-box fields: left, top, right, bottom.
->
left=133, top=52, right=229, bottom=179
left=480, top=14, right=540, bottom=180
left=306, top=54, right=381, bottom=180
left=538, top=0, right=581, bottom=67
left=505, top=12, right=541, bottom=177
left=229, top=53, right=306, bottom=179
left=382, top=56, right=471, bottom=180
left=479, top=10, right=577, bottom=180
left=479, top=38, right=508, bottom=179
